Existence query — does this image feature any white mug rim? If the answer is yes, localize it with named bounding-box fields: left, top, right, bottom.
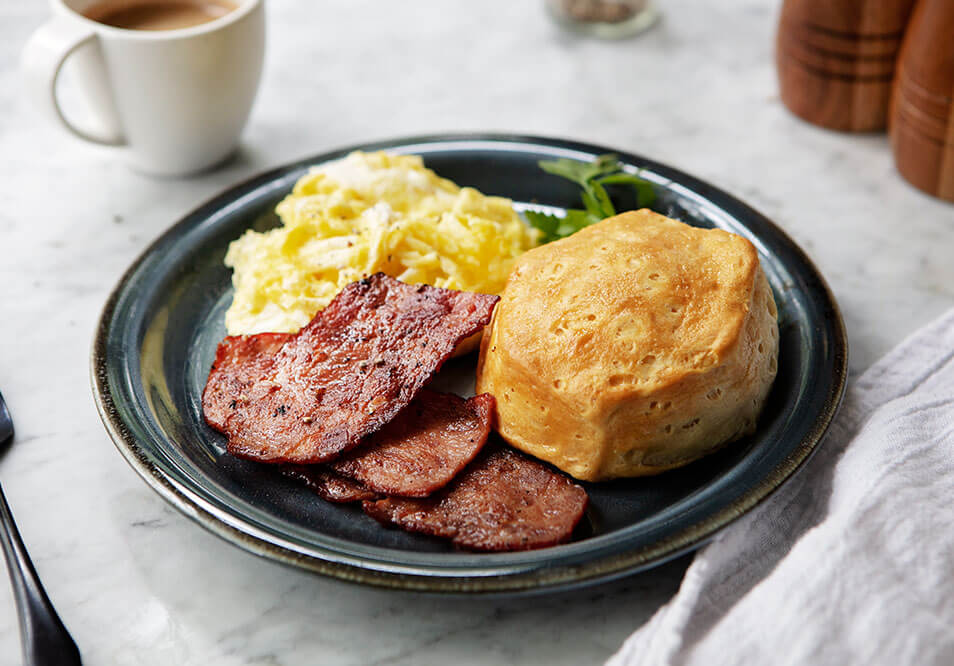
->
left=51, top=0, right=261, bottom=40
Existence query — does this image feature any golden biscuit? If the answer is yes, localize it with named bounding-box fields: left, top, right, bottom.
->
left=475, top=210, right=779, bottom=481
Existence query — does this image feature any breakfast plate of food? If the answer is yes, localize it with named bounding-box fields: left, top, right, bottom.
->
left=91, top=134, right=847, bottom=593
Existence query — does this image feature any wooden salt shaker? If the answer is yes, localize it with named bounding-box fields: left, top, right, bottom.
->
left=890, top=0, right=954, bottom=202
left=776, top=0, right=918, bottom=131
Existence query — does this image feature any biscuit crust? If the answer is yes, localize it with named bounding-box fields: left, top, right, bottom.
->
left=476, top=210, right=779, bottom=481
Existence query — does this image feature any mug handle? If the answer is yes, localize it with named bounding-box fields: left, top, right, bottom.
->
left=21, top=16, right=125, bottom=146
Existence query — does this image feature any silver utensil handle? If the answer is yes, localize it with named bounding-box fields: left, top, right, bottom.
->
left=0, top=484, right=82, bottom=666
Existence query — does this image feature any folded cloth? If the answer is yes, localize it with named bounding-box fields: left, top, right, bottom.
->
left=608, top=308, right=954, bottom=666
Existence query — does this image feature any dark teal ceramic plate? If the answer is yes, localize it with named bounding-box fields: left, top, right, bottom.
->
left=91, top=135, right=847, bottom=594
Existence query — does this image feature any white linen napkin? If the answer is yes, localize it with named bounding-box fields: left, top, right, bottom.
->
left=608, top=307, right=954, bottom=666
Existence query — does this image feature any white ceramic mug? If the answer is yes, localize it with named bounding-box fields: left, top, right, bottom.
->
left=22, top=0, right=265, bottom=176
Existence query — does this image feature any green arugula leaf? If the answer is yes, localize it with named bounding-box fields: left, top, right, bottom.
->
left=593, top=172, right=646, bottom=186
left=587, top=180, right=616, bottom=217
left=595, top=173, right=657, bottom=208
left=538, top=154, right=621, bottom=188
left=522, top=210, right=563, bottom=243
left=539, top=159, right=593, bottom=187
left=558, top=209, right=600, bottom=237
left=580, top=190, right=605, bottom=217
left=530, top=154, right=655, bottom=242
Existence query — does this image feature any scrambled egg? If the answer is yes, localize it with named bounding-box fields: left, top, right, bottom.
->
left=224, top=151, right=540, bottom=335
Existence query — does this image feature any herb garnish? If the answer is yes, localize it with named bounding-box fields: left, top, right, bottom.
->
left=523, top=154, right=655, bottom=243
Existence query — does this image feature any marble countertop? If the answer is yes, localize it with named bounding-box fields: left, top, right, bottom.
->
left=1, top=1, right=952, bottom=664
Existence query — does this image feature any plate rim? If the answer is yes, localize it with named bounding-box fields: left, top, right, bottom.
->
left=90, top=132, right=848, bottom=594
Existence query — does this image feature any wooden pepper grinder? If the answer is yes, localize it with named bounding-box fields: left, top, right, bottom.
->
left=776, top=0, right=918, bottom=131
left=890, top=0, right=954, bottom=202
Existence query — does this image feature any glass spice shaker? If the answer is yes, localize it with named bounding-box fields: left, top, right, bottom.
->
left=546, top=0, right=659, bottom=39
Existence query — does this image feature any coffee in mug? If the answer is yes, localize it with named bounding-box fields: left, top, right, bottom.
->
left=83, top=0, right=237, bottom=31
left=21, top=0, right=263, bottom=176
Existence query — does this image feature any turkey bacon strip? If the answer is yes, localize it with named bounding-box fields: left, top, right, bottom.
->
left=204, top=273, right=498, bottom=464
